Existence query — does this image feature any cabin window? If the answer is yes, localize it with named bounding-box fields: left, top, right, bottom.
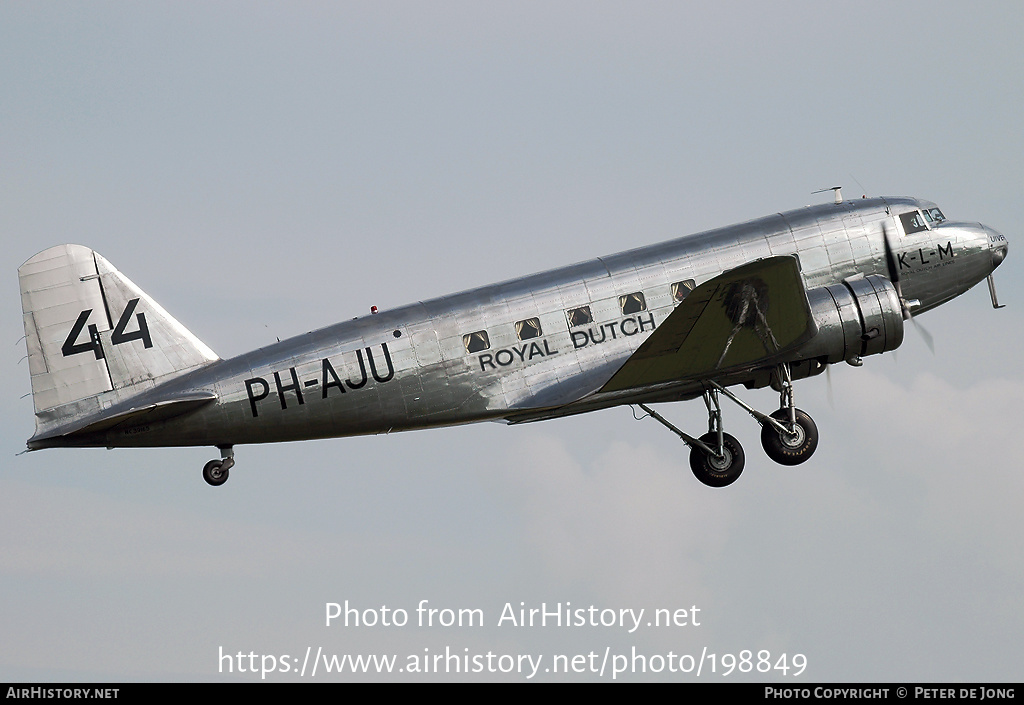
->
left=515, top=318, right=542, bottom=340
left=619, top=292, right=646, bottom=315
left=566, top=306, right=593, bottom=327
left=463, top=331, right=490, bottom=354
left=671, top=279, right=696, bottom=303
left=899, top=211, right=928, bottom=235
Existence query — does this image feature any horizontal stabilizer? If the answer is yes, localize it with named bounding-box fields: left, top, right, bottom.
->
left=29, top=392, right=218, bottom=446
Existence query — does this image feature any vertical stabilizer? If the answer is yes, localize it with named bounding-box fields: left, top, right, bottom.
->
left=19, top=245, right=220, bottom=423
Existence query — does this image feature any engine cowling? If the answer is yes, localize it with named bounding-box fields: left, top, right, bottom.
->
left=802, top=274, right=905, bottom=364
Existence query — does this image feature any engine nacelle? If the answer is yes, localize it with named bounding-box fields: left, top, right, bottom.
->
left=801, top=274, right=905, bottom=364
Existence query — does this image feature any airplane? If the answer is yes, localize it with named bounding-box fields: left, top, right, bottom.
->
left=18, top=191, right=1009, bottom=487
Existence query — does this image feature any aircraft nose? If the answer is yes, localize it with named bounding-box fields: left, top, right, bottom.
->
left=988, top=226, right=1009, bottom=269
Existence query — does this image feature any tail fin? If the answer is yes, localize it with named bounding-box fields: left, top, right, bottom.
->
left=19, top=245, right=219, bottom=427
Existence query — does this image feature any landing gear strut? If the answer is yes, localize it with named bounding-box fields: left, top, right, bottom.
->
left=636, top=363, right=819, bottom=487
left=709, top=365, right=819, bottom=467
left=639, top=388, right=746, bottom=488
left=203, top=446, right=235, bottom=486
left=753, top=365, right=818, bottom=466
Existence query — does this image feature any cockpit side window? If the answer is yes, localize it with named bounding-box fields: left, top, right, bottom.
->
left=925, top=207, right=946, bottom=224
left=899, top=211, right=928, bottom=235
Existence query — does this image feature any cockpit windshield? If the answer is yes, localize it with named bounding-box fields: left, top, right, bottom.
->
left=900, top=211, right=929, bottom=234
left=900, top=207, right=946, bottom=235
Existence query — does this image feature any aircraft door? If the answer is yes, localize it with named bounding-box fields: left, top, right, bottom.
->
left=410, top=326, right=442, bottom=367
left=407, top=320, right=456, bottom=417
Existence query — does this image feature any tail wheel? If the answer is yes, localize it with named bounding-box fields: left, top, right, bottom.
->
left=689, top=432, right=745, bottom=488
left=760, top=408, right=818, bottom=466
left=203, top=459, right=229, bottom=486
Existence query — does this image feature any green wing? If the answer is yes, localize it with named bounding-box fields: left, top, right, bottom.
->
left=601, top=256, right=815, bottom=393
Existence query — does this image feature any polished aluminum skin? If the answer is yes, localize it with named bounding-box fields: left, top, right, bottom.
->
left=19, top=196, right=1008, bottom=474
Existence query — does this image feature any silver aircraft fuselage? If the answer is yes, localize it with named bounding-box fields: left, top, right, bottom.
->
left=25, top=196, right=1007, bottom=455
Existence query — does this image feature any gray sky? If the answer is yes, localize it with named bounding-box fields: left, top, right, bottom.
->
left=2, top=1, right=1022, bottom=681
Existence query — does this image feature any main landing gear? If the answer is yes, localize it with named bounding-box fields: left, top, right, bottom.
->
left=637, top=364, right=818, bottom=488
left=202, top=446, right=235, bottom=486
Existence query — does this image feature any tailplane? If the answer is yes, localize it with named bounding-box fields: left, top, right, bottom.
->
left=19, top=245, right=219, bottom=433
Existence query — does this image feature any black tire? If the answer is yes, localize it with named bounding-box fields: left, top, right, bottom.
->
left=760, top=408, right=818, bottom=466
left=689, top=432, right=745, bottom=487
left=203, top=459, right=229, bottom=486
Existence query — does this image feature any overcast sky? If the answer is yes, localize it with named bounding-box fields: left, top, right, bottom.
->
left=2, top=1, right=1022, bottom=681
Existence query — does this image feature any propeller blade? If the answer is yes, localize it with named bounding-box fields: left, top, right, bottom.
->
left=880, top=220, right=921, bottom=321
left=882, top=222, right=901, bottom=287
left=825, top=364, right=835, bottom=409
left=910, top=316, right=935, bottom=355
left=881, top=222, right=911, bottom=316
left=882, top=221, right=934, bottom=353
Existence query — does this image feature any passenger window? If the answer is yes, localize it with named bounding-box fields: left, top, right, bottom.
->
left=566, top=306, right=593, bottom=327
left=671, top=280, right=696, bottom=303
left=463, top=331, right=490, bottom=354
left=619, top=292, right=646, bottom=315
left=515, top=318, right=542, bottom=340
left=899, top=211, right=928, bottom=234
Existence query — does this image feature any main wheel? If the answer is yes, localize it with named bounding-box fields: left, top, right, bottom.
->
left=760, top=408, right=818, bottom=466
left=203, top=459, right=229, bottom=486
left=689, top=432, right=745, bottom=487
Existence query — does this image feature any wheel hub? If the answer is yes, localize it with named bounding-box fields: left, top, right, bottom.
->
left=780, top=424, right=806, bottom=448
left=708, top=447, right=733, bottom=471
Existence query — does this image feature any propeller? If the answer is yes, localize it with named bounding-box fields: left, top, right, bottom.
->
left=881, top=222, right=935, bottom=353
left=825, top=363, right=835, bottom=409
